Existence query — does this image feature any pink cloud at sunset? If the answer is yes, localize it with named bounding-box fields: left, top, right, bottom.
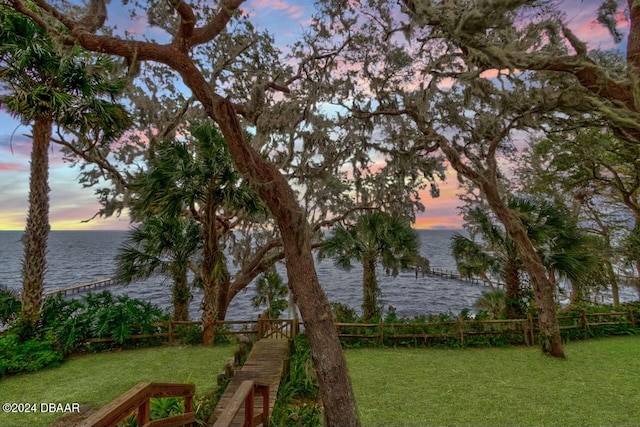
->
left=563, top=1, right=628, bottom=50
left=0, top=0, right=629, bottom=232
left=0, top=162, right=27, bottom=172
left=415, top=171, right=464, bottom=230
left=245, top=0, right=305, bottom=20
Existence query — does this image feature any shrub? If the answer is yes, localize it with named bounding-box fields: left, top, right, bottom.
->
left=330, top=302, right=358, bottom=323
left=0, top=334, right=63, bottom=377
left=0, top=285, right=20, bottom=326
left=42, top=291, right=168, bottom=354
left=174, top=324, right=203, bottom=345
left=271, top=334, right=322, bottom=427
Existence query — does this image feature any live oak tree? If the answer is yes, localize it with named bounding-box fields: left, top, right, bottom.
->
left=308, top=0, right=579, bottom=358
left=51, top=0, right=436, bottom=323
left=519, top=128, right=640, bottom=302
left=3, top=0, right=361, bottom=423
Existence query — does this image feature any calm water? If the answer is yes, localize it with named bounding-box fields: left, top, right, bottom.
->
left=1, top=230, right=634, bottom=319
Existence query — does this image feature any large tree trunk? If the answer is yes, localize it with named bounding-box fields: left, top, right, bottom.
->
left=171, top=272, right=190, bottom=321
left=215, top=276, right=231, bottom=321
left=438, top=136, right=565, bottom=358
left=485, top=187, right=565, bottom=358
left=201, top=195, right=228, bottom=345
left=503, top=257, right=522, bottom=319
left=636, top=260, right=640, bottom=301
left=362, top=255, right=380, bottom=319
left=21, top=116, right=53, bottom=325
left=213, top=100, right=361, bottom=426
left=57, top=23, right=361, bottom=425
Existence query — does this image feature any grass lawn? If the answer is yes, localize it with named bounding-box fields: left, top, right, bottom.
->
left=347, top=336, right=640, bottom=426
left=0, top=344, right=233, bottom=427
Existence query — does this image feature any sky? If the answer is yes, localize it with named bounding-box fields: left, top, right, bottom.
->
left=0, top=0, right=625, bottom=231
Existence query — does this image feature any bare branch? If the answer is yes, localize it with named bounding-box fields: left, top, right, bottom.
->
left=171, top=0, right=197, bottom=45
left=190, top=0, right=244, bottom=47
left=561, top=25, right=587, bottom=56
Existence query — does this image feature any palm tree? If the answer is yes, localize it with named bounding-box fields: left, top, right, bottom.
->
left=321, top=210, right=423, bottom=319
left=130, top=123, right=263, bottom=344
left=475, top=289, right=507, bottom=319
left=0, top=10, right=129, bottom=325
left=454, top=197, right=601, bottom=318
left=251, top=269, right=289, bottom=319
left=512, top=197, right=602, bottom=303
left=452, top=206, right=524, bottom=319
left=116, top=216, right=200, bottom=321
left=450, top=233, right=500, bottom=291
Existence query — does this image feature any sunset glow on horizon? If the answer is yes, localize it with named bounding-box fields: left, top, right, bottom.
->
left=0, top=0, right=625, bottom=232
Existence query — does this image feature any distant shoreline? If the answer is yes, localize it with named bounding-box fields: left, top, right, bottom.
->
left=0, top=228, right=466, bottom=232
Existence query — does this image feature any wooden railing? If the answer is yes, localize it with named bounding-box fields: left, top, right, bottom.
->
left=80, top=382, right=195, bottom=427
left=257, top=316, right=298, bottom=340
left=213, top=380, right=269, bottom=427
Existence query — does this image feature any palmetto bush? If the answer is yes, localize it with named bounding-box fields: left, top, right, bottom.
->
left=0, top=286, right=21, bottom=328
left=41, top=291, right=167, bottom=355
left=271, top=334, right=322, bottom=427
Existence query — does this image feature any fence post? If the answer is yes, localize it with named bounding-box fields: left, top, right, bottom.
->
left=244, top=385, right=255, bottom=427
left=580, top=309, right=588, bottom=330
left=528, top=313, right=535, bottom=345
left=168, top=319, right=173, bottom=344
left=292, top=317, right=299, bottom=338
left=628, top=307, right=636, bottom=328
left=261, top=385, right=270, bottom=426
left=458, top=316, right=464, bottom=346
left=185, top=394, right=193, bottom=414
left=379, top=318, right=384, bottom=345
left=257, top=316, right=263, bottom=341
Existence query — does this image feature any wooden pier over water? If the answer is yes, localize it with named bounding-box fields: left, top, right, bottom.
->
left=426, top=267, right=503, bottom=288
left=427, top=267, right=481, bottom=284
left=43, top=277, right=118, bottom=297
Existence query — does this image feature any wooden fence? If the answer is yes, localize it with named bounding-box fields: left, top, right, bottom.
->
left=257, top=316, right=299, bottom=339
left=78, top=309, right=637, bottom=347
left=334, top=310, right=637, bottom=346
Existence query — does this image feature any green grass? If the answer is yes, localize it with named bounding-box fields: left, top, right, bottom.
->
left=0, top=344, right=233, bottom=427
left=347, top=336, right=640, bottom=426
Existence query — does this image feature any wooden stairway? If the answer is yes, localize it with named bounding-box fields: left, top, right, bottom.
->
left=210, top=339, right=291, bottom=427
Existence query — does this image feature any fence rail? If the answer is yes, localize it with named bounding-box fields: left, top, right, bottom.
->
left=334, top=310, right=636, bottom=346
left=74, top=309, right=637, bottom=348
left=80, top=382, right=195, bottom=427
